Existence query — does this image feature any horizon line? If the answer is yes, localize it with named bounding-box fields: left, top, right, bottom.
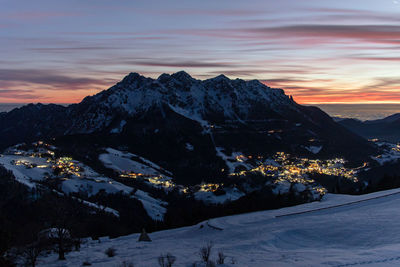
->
left=2, top=101, right=400, bottom=105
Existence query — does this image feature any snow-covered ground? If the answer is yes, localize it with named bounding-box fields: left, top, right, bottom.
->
left=215, top=147, right=252, bottom=173
left=99, top=148, right=166, bottom=176
left=305, top=145, right=323, bottom=154
left=0, top=155, right=49, bottom=187
left=0, top=150, right=167, bottom=221
left=38, top=188, right=400, bottom=266
left=0, top=154, right=134, bottom=196
left=372, top=142, right=400, bottom=165
left=99, top=148, right=175, bottom=192
left=194, top=187, right=245, bottom=204
left=133, top=189, right=167, bottom=221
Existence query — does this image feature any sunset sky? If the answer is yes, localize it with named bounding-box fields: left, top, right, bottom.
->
left=1, top=0, right=400, bottom=104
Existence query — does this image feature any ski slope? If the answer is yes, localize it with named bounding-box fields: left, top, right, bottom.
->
left=38, top=188, right=400, bottom=266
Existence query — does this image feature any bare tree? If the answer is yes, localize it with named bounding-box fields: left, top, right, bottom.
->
left=216, top=251, right=226, bottom=265
left=22, top=242, right=42, bottom=267
left=49, top=198, right=74, bottom=261
left=158, top=254, right=165, bottom=267
left=54, top=227, right=70, bottom=260
left=158, top=253, right=176, bottom=267
left=166, top=253, right=176, bottom=267
left=199, top=241, right=213, bottom=263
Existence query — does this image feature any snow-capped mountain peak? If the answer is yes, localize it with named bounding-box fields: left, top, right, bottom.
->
left=170, top=70, right=195, bottom=82
left=66, top=71, right=298, bottom=133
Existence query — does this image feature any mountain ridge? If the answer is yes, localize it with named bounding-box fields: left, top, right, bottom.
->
left=67, top=71, right=296, bottom=134
left=339, top=113, right=400, bottom=142
left=0, top=71, right=377, bottom=169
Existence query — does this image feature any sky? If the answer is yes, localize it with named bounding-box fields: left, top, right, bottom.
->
left=0, top=0, right=400, bottom=104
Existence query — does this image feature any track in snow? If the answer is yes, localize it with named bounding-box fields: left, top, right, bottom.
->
left=276, top=190, right=400, bottom=218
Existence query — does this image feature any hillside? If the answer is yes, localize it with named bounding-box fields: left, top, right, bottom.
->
left=38, top=188, right=400, bottom=266
left=339, top=114, right=400, bottom=143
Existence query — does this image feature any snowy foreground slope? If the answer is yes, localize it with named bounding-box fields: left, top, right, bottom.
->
left=39, top=188, right=400, bottom=267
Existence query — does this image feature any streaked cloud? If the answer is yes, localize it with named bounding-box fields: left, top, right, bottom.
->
left=1, top=0, right=400, bottom=103
left=165, top=24, right=400, bottom=46
left=0, top=69, right=108, bottom=90
left=257, top=24, right=400, bottom=45
left=125, top=60, right=244, bottom=69
left=0, top=89, right=45, bottom=100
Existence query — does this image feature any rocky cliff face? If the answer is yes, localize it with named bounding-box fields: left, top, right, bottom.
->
left=65, top=71, right=298, bottom=134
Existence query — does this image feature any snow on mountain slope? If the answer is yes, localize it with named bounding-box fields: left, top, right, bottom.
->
left=99, top=148, right=164, bottom=176
left=99, top=147, right=175, bottom=191
left=133, top=189, right=167, bottom=221
left=39, top=188, right=400, bottom=266
left=68, top=71, right=296, bottom=134
left=0, top=148, right=167, bottom=221
left=110, top=120, right=126, bottom=133
left=0, top=155, right=49, bottom=187
left=60, top=177, right=132, bottom=196
left=194, top=187, right=245, bottom=204
left=0, top=153, right=133, bottom=196
left=215, top=147, right=252, bottom=173
left=305, top=145, right=323, bottom=154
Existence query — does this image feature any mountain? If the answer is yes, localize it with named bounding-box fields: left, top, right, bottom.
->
left=339, top=113, right=400, bottom=142
left=66, top=71, right=301, bottom=133
left=370, top=113, right=400, bottom=124
left=0, top=103, right=69, bottom=148
left=0, top=72, right=377, bottom=184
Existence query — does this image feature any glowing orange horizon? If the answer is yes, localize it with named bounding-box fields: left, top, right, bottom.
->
left=0, top=81, right=400, bottom=105
left=2, top=91, right=400, bottom=105
left=1, top=75, right=399, bottom=105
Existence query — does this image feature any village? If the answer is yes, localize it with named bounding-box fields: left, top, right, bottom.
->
left=231, top=152, right=360, bottom=181
left=0, top=141, right=376, bottom=205
left=227, top=151, right=369, bottom=198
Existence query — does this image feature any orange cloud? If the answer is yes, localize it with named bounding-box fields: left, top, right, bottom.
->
left=262, top=80, right=400, bottom=104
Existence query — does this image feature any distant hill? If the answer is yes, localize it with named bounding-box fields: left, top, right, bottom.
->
left=339, top=113, right=400, bottom=142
